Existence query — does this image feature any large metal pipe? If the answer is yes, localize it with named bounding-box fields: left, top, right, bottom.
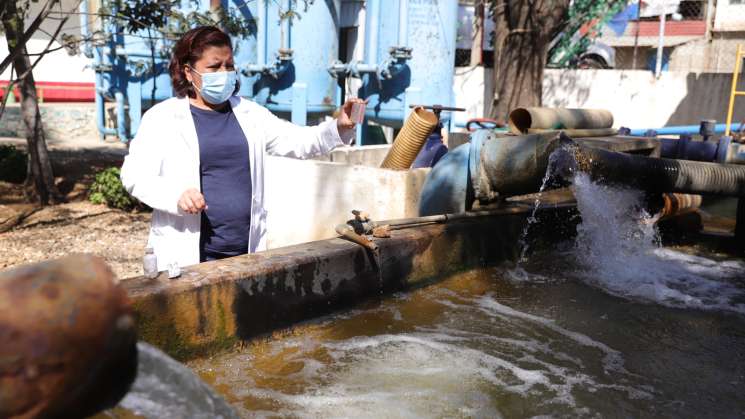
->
left=527, top=127, right=617, bottom=137
left=79, top=0, right=92, bottom=57
left=553, top=141, right=745, bottom=196
left=508, top=107, right=613, bottom=134
left=0, top=255, right=137, bottom=418
left=365, top=0, right=380, bottom=66
left=472, top=131, right=561, bottom=201
left=419, top=130, right=562, bottom=215
left=398, top=0, right=408, bottom=47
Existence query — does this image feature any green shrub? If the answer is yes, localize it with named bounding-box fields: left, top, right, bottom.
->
left=89, top=167, right=139, bottom=210
left=0, top=145, right=27, bottom=183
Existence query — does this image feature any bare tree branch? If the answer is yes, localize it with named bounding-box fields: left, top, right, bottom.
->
left=0, top=0, right=78, bottom=120
left=0, top=0, right=60, bottom=76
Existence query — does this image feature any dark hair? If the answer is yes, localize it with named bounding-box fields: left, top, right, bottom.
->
left=169, top=26, right=239, bottom=98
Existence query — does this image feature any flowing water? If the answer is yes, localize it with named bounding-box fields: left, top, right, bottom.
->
left=186, top=175, right=745, bottom=418
left=102, top=161, right=745, bottom=418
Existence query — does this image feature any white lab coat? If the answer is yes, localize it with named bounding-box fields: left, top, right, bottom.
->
left=120, top=96, right=352, bottom=270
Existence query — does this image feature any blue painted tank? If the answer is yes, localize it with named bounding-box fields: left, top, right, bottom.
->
left=86, top=0, right=337, bottom=140
left=357, top=0, right=458, bottom=128
left=243, top=0, right=341, bottom=125
left=83, top=0, right=211, bottom=141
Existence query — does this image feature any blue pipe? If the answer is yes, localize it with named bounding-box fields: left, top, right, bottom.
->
left=114, top=91, right=127, bottom=142
left=627, top=123, right=744, bottom=137
left=95, top=85, right=116, bottom=139
left=79, top=0, right=92, bottom=58
left=365, top=0, right=380, bottom=66
left=83, top=0, right=117, bottom=140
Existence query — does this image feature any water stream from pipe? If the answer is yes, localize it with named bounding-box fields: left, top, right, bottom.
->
left=567, top=171, right=745, bottom=314
left=516, top=143, right=745, bottom=314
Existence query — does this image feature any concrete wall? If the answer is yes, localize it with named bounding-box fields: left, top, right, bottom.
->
left=123, top=206, right=556, bottom=360
left=715, top=0, right=745, bottom=31
left=264, top=151, right=429, bottom=249
left=453, top=67, right=745, bottom=130
left=0, top=103, right=98, bottom=140
left=316, top=144, right=392, bottom=167
left=543, top=69, right=745, bottom=129
left=452, top=66, right=493, bottom=127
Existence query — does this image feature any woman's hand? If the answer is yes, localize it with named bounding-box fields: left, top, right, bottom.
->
left=336, top=97, right=367, bottom=131
left=178, top=188, right=207, bottom=214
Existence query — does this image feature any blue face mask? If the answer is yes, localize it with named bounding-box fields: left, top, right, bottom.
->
left=191, top=68, right=237, bottom=104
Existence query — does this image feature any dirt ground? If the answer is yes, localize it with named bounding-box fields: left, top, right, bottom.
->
left=0, top=144, right=151, bottom=279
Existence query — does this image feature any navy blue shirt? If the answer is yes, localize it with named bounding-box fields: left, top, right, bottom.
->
left=190, top=104, right=251, bottom=254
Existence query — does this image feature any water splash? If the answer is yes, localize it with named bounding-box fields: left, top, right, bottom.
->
left=569, top=172, right=745, bottom=314
left=512, top=141, right=745, bottom=314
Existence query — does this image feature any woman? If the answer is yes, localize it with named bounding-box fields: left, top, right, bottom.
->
left=121, top=26, right=361, bottom=270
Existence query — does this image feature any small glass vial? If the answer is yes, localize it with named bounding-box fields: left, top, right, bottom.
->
left=143, top=247, right=158, bottom=279
left=350, top=102, right=366, bottom=124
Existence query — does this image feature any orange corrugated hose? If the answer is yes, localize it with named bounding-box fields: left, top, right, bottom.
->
left=380, top=107, right=439, bottom=170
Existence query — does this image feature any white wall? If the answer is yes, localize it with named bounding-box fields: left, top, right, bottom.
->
left=715, top=0, right=745, bottom=31
left=264, top=152, right=429, bottom=249
left=454, top=67, right=745, bottom=130
left=0, top=37, right=94, bottom=83
left=452, top=66, right=492, bottom=127
left=543, top=69, right=745, bottom=129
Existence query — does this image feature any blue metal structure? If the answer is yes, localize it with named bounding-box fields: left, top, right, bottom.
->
left=81, top=0, right=195, bottom=142
left=361, top=0, right=457, bottom=126
left=244, top=0, right=341, bottom=125
left=83, top=0, right=341, bottom=140
left=329, top=0, right=458, bottom=132
left=83, top=0, right=455, bottom=142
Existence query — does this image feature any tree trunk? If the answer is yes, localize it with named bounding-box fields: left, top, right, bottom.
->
left=489, top=0, right=570, bottom=123
left=1, top=1, right=63, bottom=205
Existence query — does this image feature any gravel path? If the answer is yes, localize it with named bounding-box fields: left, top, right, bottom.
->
left=0, top=202, right=151, bottom=279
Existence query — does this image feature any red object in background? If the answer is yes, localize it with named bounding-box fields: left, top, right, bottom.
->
left=628, top=20, right=707, bottom=37
left=0, top=80, right=95, bottom=102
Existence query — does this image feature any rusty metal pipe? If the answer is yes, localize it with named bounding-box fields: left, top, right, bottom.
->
left=509, top=107, right=614, bottom=135
left=382, top=206, right=575, bottom=230
left=335, top=224, right=379, bottom=251
left=527, top=128, right=618, bottom=137
left=658, top=193, right=702, bottom=220
left=0, top=254, right=137, bottom=419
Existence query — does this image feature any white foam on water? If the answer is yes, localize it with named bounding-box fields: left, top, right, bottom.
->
left=256, top=334, right=506, bottom=418
left=474, top=295, right=625, bottom=374
left=569, top=172, right=745, bottom=315
left=243, top=322, right=652, bottom=418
